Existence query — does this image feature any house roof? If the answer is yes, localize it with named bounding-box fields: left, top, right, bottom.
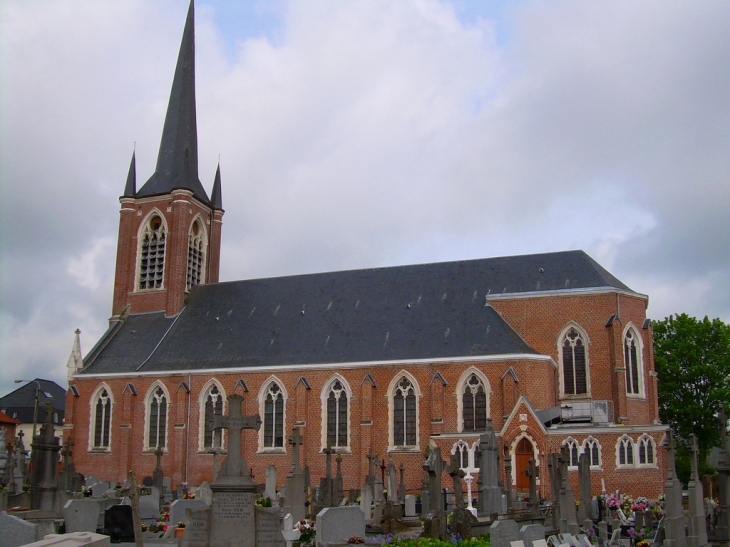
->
left=0, top=379, right=66, bottom=423
left=80, top=250, right=633, bottom=376
left=0, top=410, right=22, bottom=425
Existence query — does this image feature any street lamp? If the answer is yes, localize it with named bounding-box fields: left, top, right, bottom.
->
left=14, top=379, right=51, bottom=440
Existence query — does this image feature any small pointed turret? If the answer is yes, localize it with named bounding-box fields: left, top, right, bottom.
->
left=66, top=329, right=83, bottom=381
left=123, top=151, right=136, bottom=197
left=211, top=163, right=223, bottom=209
left=136, top=0, right=210, bottom=204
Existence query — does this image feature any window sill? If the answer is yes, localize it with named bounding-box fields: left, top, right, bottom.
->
left=388, top=447, right=421, bottom=454
left=626, top=393, right=646, bottom=400
left=319, top=448, right=352, bottom=454
left=257, top=449, right=286, bottom=455
left=88, top=448, right=111, bottom=453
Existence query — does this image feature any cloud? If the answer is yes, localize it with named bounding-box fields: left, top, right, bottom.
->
left=1, top=0, right=728, bottom=396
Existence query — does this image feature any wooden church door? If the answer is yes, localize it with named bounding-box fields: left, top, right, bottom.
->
left=515, top=437, right=534, bottom=490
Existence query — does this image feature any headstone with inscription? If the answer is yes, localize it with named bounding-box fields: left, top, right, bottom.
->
left=316, top=506, right=365, bottom=546
left=181, top=505, right=211, bottom=547
left=256, top=506, right=285, bottom=547
left=209, top=394, right=261, bottom=547
left=170, top=499, right=208, bottom=527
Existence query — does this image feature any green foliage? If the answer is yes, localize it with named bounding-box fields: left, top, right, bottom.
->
left=388, top=536, right=490, bottom=547
left=654, top=313, right=730, bottom=457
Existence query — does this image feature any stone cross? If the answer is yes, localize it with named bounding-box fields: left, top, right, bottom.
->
left=324, top=445, right=335, bottom=479
left=207, top=446, right=226, bottom=480
left=366, top=451, right=378, bottom=487
left=398, top=462, right=406, bottom=501
left=121, top=470, right=144, bottom=547
left=212, top=394, right=261, bottom=478
left=503, top=444, right=513, bottom=509
left=153, top=446, right=164, bottom=490
left=288, top=426, right=304, bottom=473
left=526, top=458, right=540, bottom=516
left=447, top=453, right=465, bottom=509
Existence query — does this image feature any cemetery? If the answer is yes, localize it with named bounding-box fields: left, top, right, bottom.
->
left=0, top=393, right=725, bottom=547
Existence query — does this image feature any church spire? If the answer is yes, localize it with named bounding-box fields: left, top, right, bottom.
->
left=136, top=0, right=210, bottom=204
left=211, top=163, right=223, bottom=209
left=123, top=150, right=136, bottom=197
left=66, top=329, right=83, bottom=381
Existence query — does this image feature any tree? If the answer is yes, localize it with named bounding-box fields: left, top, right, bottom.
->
left=653, top=313, right=730, bottom=459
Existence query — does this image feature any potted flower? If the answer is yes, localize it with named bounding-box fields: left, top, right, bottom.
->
left=176, top=521, right=186, bottom=539
left=606, top=494, right=620, bottom=518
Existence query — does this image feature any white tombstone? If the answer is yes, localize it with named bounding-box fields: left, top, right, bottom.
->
left=359, top=486, right=372, bottom=523
left=404, top=495, right=416, bottom=517
left=264, top=465, right=277, bottom=501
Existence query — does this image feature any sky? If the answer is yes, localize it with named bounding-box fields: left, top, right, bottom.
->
left=1, top=0, right=728, bottom=398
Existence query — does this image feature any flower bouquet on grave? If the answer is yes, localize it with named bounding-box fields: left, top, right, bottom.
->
left=606, top=495, right=620, bottom=510
left=294, top=520, right=316, bottom=545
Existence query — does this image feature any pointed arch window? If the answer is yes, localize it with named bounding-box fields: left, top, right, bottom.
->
left=202, top=384, right=224, bottom=449
left=561, top=327, right=588, bottom=395
left=326, top=380, right=348, bottom=448
left=583, top=437, right=601, bottom=468
left=263, top=382, right=284, bottom=448
left=564, top=438, right=580, bottom=467
left=624, top=329, right=642, bottom=395
left=453, top=440, right=471, bottom=470
left=147, top=387, right=167, bottom=449
left=92, top=388, right=112, bottom=449
left=187, top=219, right=206, bottom=290
left=638, top=435, right=655, bottom=466
left=138, top=214, right=166, bottom=290
left=617, top=436, right=634, bottom=467
left=462, top=374, right=487, bottom=432
left=393, top=377, right=417, bottom=447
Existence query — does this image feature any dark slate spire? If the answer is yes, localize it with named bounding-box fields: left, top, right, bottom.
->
left=123, top=150, right=136, bottom=197
left=136, top=0, right=210, bottom=204
left=211, top=163, right=223, bottom=209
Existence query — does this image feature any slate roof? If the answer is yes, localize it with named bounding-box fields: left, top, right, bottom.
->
left=0, top=379, right=66, bottom=423
left=80, top=250, right=634, bottom=375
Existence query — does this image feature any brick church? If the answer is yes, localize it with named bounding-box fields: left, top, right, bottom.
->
left=65, top=1, right=667, bottom=500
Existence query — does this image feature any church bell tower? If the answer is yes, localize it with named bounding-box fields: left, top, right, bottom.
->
left=111, top=0, right=223, bottom=318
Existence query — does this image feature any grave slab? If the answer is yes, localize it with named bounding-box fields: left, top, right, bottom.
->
left=21, top=532, right=110, bottom=547
left=256, top=506, right=285, bottom=547
left=490, top=519, right=520, bottom=547
left=520, top=524, right=545, bottom=547
left=316, top=506, right=365, bottom=546
left=63, top=499, right=100, bottom=533
left=181, top=505, right=210, bottom=547
left=170, top=499, right=208, bottom=527
left=0, top=511, right=40, bottom=547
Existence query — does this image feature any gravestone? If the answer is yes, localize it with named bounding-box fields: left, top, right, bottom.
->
left=198, top=482, right=213, bottom=505
left=360, top=480, right=372, bottom=522
left=687, top=434, right=708, bottom=547
left=547, top=453, right=561, bottom=531
left=181, top=505, right=211, bottom=547
left=104, top=504, right=136, bottom=542
left=316, top=506, right=366, bottom=546
left=163, top=477, right=172, bottom=501
left=152, top=447, right=164, bottom=491
left=0, top=511, right=39, bottom=547
left=503, top=444, right=513, bottom=510
left=64, top=498, right=101, bottom=533
left=404, top=495, right=416, bottom=518
left=526, top=458, right=540, bottom=517
left=520, top=524, right=546, bottom=547
left=138, top=487, right=160, bottom=519
left=420, top=472, right=430, bottom=515
left=4, top=442, right=17, bottom=495
left=557, top=446, right=579, bottom=535
left=387, top=461, right=398, bottom=504
left=264, top=465, right=277, bottom=501
left=478, top=419, right=502, bottom=516
left=318, top=445, right=337, bottom=510
left=29, top=403, right=63, bottom=512
left=170, top=499, right=208, bottom=527
left=59, top=437, right=80, bottom=493
left=577, top=452, right=593, bottom=530
left=13, top=432, right=27, bottom=493
left=209, top=394, right=261, bottom=547
left=490, top=518, right=520, bottom=547
left=663, top=431, right=688, bottom=547
left=398, top=463, right=406, bottom=502
left=423, top=445, right=446, bottom=539
left=283, top=427, right=306, bottom=522
left=92, top=482, right=111, bottom=498
left=256, top=506, right=285, bottom=547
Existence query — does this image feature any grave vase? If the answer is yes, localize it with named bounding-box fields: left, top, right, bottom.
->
left=175, top=527, right=185, bottom=538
